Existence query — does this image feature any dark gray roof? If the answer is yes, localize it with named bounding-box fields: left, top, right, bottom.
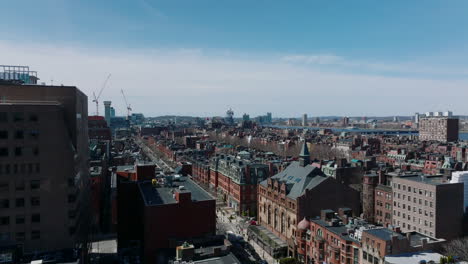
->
left=193, top=253, right=241, bottom=264
left=139, top=177, right=214, bottom=206
left=260, top=161, right=326, bottom=199
left=363, top=228, right=405, bottom=241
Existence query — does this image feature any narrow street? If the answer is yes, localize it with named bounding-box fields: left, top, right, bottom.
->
left=136, top=136, right=277, bottom=264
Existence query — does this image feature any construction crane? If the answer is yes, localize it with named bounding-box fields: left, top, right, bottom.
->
left=120, top=89, right=132, bottom=119
left=92, top=74, right=111, bottom=116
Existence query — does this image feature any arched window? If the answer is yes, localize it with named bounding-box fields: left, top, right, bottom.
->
left=316, top=228, right=323, bottom=238
left=281, top=212, right=285, bottom=233
left=267, top=205, right=271, bottom=225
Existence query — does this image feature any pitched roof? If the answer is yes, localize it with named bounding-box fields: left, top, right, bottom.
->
left=260, top=161, right=326, bottom=199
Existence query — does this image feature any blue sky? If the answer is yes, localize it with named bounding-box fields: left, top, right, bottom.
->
left=2, top=0, right=468, bottom=117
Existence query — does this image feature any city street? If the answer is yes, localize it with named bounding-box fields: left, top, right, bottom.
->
left=137, top=136, right=276, bottom=264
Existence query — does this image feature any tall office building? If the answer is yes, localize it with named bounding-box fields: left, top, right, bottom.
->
left=302, top=114, right=307, bottom=127
left=266, top=112, right=272, bottom=123
left=0, top=83, right=89, bottom=254
left=103, top=101, right=112, bottom=126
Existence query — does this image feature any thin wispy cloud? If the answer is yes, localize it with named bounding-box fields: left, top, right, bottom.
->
left=281, top=54, right=468, bottom=77
left=1, top=41, right=467, bottom=117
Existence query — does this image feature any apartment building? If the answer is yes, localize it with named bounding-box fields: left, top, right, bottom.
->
left=0, top=84, right=89, bottom=253
left=392, top=175, right=463, bottom=239
left=419, top=117, right=459, bottom=142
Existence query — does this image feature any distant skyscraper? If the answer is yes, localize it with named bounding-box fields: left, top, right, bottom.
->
left=393, top=116, right=399, bottom=122
left=314, top=117, right=320, bottom=124
left=104, top=101, right=112, bottom=125
left=110, top=107, right=116, bottom=118
left=414, top=112, right=420, bottom=124
left=242, top=113, right=250, bottom=121
left=362, top=116, right=367, bottom=123
left=226, top=108, right=234, bottom=125
left=342, top=116, right=349, bottom=127
left=266, top=112, right=272, bottom=123
left=302, top=113, right=308, bottom=126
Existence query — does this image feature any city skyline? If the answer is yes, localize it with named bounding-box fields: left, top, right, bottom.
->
left=2, top=1, right=468, bottom=116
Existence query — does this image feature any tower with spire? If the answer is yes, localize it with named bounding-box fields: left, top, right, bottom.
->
left=299, top=142, right=310, bottom=167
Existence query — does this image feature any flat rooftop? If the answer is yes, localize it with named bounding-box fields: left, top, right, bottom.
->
left=396, top=175, right=449, bottom=186
left=139, top=176, right=214, bottom=206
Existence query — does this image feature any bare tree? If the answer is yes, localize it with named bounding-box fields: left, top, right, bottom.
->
left=442, top=237, right=468, bottom=261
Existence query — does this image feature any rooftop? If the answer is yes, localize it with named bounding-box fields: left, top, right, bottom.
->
left=396, top=175, right=450, bottom=186
left=260, top=161, right=326, bottom=199
left=139, top=176, right=214, bottom=206
left=363, top=228, right=405, bottom=241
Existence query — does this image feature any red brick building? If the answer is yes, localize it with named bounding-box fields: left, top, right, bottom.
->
left=210, top=154, right=269, bottom=215
left=296, top=209, right=361, bottom=264
left=88, top=116, right=112, bottom=141
left=257, top=144, right=361, bottom=257
left=374, top=185, right=393, bottom=227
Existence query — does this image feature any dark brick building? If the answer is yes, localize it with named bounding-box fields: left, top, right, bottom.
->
left=118, top=171, right=216, bottom=264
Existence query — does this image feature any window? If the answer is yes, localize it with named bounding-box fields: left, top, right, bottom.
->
left=0, top=148, right=8, bottom=157
left=68, top=210, right=76, bottom=219
left=29, top=114, right=38, bottom=122
left=15, top=215, right=25, bottom=224
left=0, top=217, right=9, bottom=226
left=15, top=180, right=24, bottom=191
left=0, top=183, right=7, bottom=191
left=0, top=113, right=7, bottom=122
left=15, top=198, right=24, bottom=208
left=33, top=147, right=39, bottom=156
left=14, top=130, right=24, bottom=139
left=31, top=197, right=40, bottom=206
left=0, top=131, right=7, bottom=139
left=68, top=194, right=76, bottom=203
left=30, top=180, right=40, bottom=190
left=16, top=232, right=25, bottom=241
left=408, top=186, right=411, bottom=192
left=13, top=112, right=24, bottom=122
left=35, top=163, right=40, bottom=173
left=31, top=214, right=40, bottom=223
left=0, top=199, right=9, bottom=209
left=29, top=130, right=39, bottom=139
left=69, top=227, right=76, bottom=235
left=31, top=230, right=40, bottom=240
left=14, top=147, right=22, bottom=157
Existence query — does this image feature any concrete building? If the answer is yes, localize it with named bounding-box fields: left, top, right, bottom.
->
left=103, top=101, right=111, bottom=126
left=450, top=171, right=468, bottom=213
left=392, top=175, right=464, bottom=239
left=0, top=84, right=89, bottom=254
left=419, top=116, right=459, bottom=142
left=302, top=114, right=308, bottom=127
